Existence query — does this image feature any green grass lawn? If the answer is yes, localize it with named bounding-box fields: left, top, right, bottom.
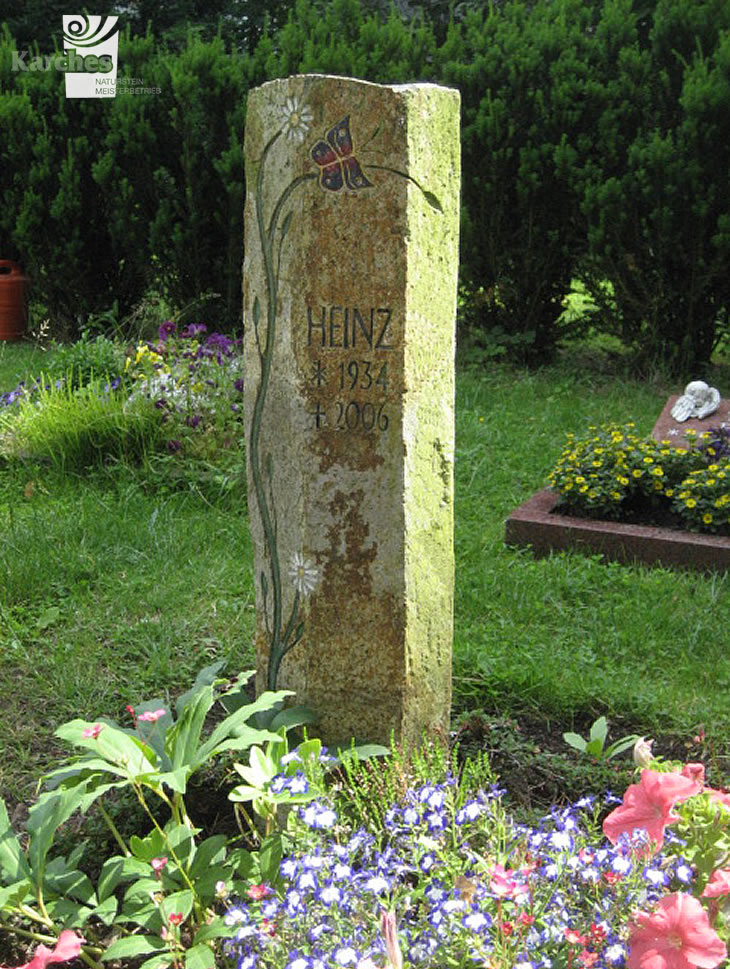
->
left=2, top=339, right=730, bottom=807
left=453, top=358, right=730, bottom=742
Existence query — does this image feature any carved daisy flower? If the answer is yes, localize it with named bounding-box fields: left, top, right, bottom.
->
left=288, top=551, right=319, bottom=597
left=280, top=96, right=313, bottom=143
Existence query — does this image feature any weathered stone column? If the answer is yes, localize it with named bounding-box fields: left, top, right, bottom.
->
left=243, top=74, right=459, bottom=748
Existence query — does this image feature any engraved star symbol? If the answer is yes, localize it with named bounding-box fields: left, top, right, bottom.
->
left=311, top=361, right=327, bottom=387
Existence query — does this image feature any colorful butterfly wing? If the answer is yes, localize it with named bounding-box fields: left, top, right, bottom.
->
left=311, top=138, right=344, bottom=192
left=312, top=117, right=371, bottom=192
left=342, top=156, right=373, bottom=190
left=326, top=116, right=355, bottom=158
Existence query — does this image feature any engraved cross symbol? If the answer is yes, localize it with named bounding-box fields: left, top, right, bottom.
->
left=313, top=402, right=326, bottom=428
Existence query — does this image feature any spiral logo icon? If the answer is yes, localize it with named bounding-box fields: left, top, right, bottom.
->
left=62, top=14, right=119, bottom=99
left=62, top=15, right=118, bottom=49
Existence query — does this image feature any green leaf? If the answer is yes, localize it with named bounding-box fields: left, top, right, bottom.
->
left=219, top=671, right=256, bottom=714
left=44, top=898, right=93, bottom=926
left=269, top=704, right=317, bottom=731
left=605, top=735, right=642, bottom=760
left=153, top=766, right=191, bottom=795
left=36, top=606, right=61, bottom=631
left=189, top=835, right=227, bottom=878
left=194, top=919, right=232, bottom=944
left=27, top=786, right=87, bottom=886
left=0, top=879, right=32, bottom=909
left=253, top=295, right=261, bottom=327
left=96, top=855, right=124, bottom=904
left=130, top=829, right=166, bottom=862
left=191, top=864, right=232, bottom=898
left=585, top=739, right=604, bottom=758
left=185, top=943, right=216, bottom=969
left=159, top=888, right=194, bottom=924
left=336, top=743, right=389, bottom=763
left=194, top=689, right=292, bottom=765
left=89, top=894, right=118, bottom=926
left=589, top=716, right=608, bottom=747
left=175, top=662, right=226, bottom=718
left=102, top=935, right=167, bottom=961
left=54, top=720, right=158, bottom=778
left=228, top=847, right=256, bottom=880
left=166, top=685, right=216, bottom=776
left=280, top=210, right=293, bottom=242
left=0, top=797, right=31, bottom=881
left=258, top=833, right=283, bottom=884
left=43, top=868, right=96, bottom=903
left=563, top=732, right=587, bottom=752
left=140, top=955, right=177, bottom=969
left=422, top=189, right=443, bottom=212
left=229, top=784, right=264, bottom=803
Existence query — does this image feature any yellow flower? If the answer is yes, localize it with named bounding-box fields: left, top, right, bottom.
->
left=703, top=513, right=713, bottom=524
left=651, top=467, right=664, bottom=476
left=618, top=477, right=629, bottom=486
left=643, top=456, right=654, bottom=464
left=686, top=498, right=697, bottom=508
left=664, top=489, right=674, bottom=497
left=611, top=491, right=621, bottom=500
left=632, top=469, right=643, bottom=478
left=708, top=463, right=719, bottom=470
left=579, top=485, right=589, bottom=493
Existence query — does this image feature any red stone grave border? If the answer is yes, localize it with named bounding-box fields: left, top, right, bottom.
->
left=504, top=487, right=730, bottom=572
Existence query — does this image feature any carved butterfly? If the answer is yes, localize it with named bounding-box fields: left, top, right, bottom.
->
left=311, top=116, right=373, bottom=192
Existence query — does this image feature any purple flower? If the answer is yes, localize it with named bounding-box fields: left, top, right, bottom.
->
left=182, top=323, right=208, bottom=338
left=158, top=320, right=177, bottom=341
left=167, top=439, right=182, bottom=453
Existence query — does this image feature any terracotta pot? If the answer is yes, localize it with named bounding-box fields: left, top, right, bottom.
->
left=0, top=260, right=28, bottom=341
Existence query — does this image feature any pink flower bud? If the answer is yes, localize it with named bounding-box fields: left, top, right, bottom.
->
left=380, top=910, right=403, bottom=969
left=632, top=737, right=654, bottom=768
left=82, top=723, right=103, bottom=740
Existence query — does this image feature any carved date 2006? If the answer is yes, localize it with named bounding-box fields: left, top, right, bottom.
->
left=305, top=304, right=397, bottom=435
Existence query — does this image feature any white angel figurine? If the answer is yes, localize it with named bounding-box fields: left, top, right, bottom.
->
left=670, top=380, right=721, bottom=422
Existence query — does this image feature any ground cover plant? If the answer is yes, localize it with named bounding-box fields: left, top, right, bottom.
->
left=547, top=422, right=730, bottom=534
left=2, top=334, right=730, bottom=963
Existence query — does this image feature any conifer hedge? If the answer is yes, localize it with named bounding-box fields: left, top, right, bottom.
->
left=0, top=0, right=729, bottom=369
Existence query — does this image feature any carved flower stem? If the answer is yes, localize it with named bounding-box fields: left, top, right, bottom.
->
left=248, top=130, right=316, bottom=691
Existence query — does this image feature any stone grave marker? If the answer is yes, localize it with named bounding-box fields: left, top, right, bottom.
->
left=243, top=74, right=460, bottom=748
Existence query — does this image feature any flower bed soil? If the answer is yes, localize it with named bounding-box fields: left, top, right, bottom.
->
left=505, top=487, right=730, bottom=572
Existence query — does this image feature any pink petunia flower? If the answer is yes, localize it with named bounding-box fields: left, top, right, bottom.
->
left=3, top=930, right=84, bottom=969
left=81, top=723, right=103, bottom=739
left=603, top=770, right=702, bottom=850
left=681, top=763, right=706, bottom=785
left=488, top=863, right=521, bottom=898
left=150, top=856, right=168, bottom=878
left=628, top=893, right=726, bottom=969
left=246, top=883, right=270, bottom=900
left=137, top=708, right=166, bottom=723
left=702, top=869, right=730, bottom=898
